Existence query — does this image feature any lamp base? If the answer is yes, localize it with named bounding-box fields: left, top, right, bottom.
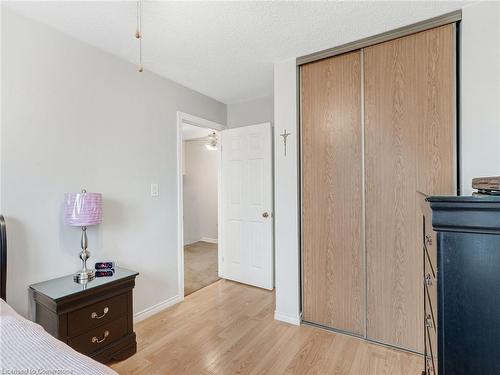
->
left=74, top=227, right=95, bottom=284
left=73, top=269, right=95, bottom=283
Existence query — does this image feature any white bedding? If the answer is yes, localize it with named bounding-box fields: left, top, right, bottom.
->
left=0, top=299, right=118, bottom=375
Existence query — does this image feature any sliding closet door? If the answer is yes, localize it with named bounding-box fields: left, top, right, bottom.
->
left=301, top=51, right=364, bottom=334
left=364, top=25, right=455, bottom=352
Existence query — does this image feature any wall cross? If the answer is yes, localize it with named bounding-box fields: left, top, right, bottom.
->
left=280, top=129, right=291, bottom=157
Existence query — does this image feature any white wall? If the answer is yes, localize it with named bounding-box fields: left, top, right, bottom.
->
left=1, top=9, right=226, bottom=317
left=273, top=59, right=300, bottom=325
left=227, top=96, right=274, bottom=128
left=460, top=1, right=500, bottom=195
left=183, top=139, right=218, bottom=245
left=273, top=2, right=500, bottom=324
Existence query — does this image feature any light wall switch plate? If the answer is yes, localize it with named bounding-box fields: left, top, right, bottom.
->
left=151, top=183, right=159, bottom=197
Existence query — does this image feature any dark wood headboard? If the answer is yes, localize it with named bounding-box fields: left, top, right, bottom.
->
left=0, top=215, right=6, bottom=300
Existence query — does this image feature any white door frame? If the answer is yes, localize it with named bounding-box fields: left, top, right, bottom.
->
left=177, top=111, right=225, bottom=300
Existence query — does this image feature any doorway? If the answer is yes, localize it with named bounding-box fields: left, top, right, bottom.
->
left=177, top=114, right=275, bottom=300
left=177, top=112, right=224, bottom=298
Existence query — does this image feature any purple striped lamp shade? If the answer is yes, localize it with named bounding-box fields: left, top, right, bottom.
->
left=63, top=192, right=102, bottom=227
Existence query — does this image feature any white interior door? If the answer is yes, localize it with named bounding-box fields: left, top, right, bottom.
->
left=221, top=123, right=274, bottom=290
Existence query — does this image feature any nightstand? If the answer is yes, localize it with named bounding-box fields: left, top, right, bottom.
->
left=29, top=267, right=139, bottom=363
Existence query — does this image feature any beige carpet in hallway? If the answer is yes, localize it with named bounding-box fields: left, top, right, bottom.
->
left=184, top=241, right=219, bottom=296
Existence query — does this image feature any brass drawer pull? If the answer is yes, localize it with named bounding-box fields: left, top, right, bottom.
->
left=92, top=330, right=109, bottom=344
left=425, top=314, right=434, bottom=329
left=425, top=274, right=433, bottom=286
left=425, top=235, right=433, bottom=246
left=91, top=307, right=109, bottom=319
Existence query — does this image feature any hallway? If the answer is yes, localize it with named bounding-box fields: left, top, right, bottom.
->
left=184, top=241, right=219, bottom=296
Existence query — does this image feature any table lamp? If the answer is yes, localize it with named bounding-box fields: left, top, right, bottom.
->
left=64, top=190, right=102, bottom=283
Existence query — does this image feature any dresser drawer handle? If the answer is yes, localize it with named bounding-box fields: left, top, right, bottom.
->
left=425, top=274, right=433, bottom=286
left=425, top=235, right=433, bottom=246
left=91, top=307, right=109, bottom=319
left=426, top=355, right=433, bottom=363
left=425, top=315, right=434, bottom=329
left=91, top=330, right=109, bottom=344
left=426, top=357, right=434, bottom=374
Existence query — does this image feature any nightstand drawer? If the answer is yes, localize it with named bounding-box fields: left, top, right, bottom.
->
left=68, top=315, right=128, bottom=355
left=68, top=293, right=127, bottom=337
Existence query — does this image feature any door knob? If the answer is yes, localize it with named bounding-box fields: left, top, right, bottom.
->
left=262, top=212, right=269, bottom=218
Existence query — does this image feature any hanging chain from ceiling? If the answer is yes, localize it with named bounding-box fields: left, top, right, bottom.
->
left=136, top=1, right=143, bottom=72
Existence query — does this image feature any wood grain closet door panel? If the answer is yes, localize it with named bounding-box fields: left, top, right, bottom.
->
left=364, top=25, right=455, bottom=352
left=301, top=51, right=363, bottom=334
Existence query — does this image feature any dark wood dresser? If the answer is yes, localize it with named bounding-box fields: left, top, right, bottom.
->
left=420, top=194, right=500, bottom=375
left=30, top=267, right=138, bottom=363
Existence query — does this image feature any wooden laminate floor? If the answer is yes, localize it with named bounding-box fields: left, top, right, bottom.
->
left=111, top=280, right=423, bottom=375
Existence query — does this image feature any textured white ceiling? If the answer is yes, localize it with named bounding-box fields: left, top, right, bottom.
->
left=4, top=1, right=469, bottom=104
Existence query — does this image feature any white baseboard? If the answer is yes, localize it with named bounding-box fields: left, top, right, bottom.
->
left=200, top=237, right=218, bottom=244
left=274, top=311, right=301, bottom=326
left=134, top=294, right=183, bottom=323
